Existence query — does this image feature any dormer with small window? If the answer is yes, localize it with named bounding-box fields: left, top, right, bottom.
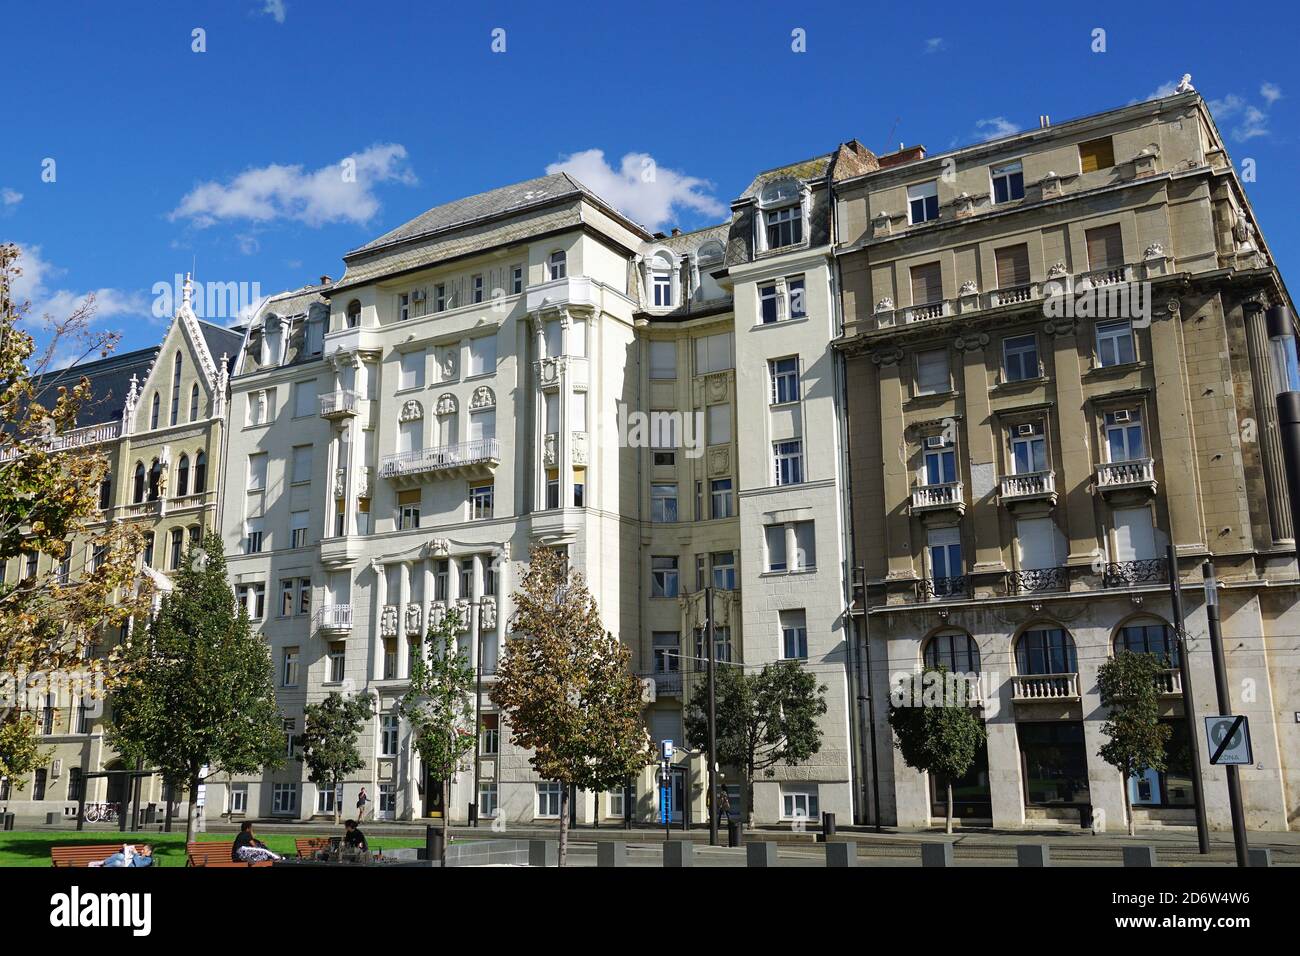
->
left=755, top=179, right=809, bottom=254
left=641, top=249, right=679, bottom=311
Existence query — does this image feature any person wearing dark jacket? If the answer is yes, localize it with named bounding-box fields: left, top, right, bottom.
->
left=343, top=819, right=368, bottom=854
left=232, top=821, right=282, bottom=863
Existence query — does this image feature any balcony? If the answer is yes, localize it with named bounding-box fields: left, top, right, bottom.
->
left=380, top=438, right=500, bottom=484
left=904, top=299, right=949, bottom=323
left=1007, top=566, right=1067, bottom=594
left=1076, top=264, right=1134, bottom=289
left=525, top=276, right=599, bottom=315
left=319, top=390, right=361, bottom=420
left=1155, top=668, right=1183, bottom=697
left=1103, top=558, right=1167, bottom=589
left=916, top=576, right=971, bottom=602
left=988, top=283, right=1038, bottom=308
left=998, top=471, right=1057, bottom=506
left=641, top=672, right=683, bottom=700
left=911, top=481, right=965, bottom=515
left=1096, top=458, right=1157, bottom=495
left=1012, top=673, right=1080, bottom=701
left=314, top=604, right=353, bottom=635
left=0, top=420, right=121, bottom=462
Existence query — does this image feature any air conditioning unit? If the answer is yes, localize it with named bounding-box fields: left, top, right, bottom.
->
left=1112, top=409, right=1131, bottom=423
left=924, top=436, right=947, bottom=449
left=411, top=289, right=427, bottom=303
left=1017, top=424, right=1037, bottom=437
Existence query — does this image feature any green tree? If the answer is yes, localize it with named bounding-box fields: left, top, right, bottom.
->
left=1097, top=650, right=1171, bottom=835
left=108, top=531, right=285, bottom=843
left=0, top=243, right=149, bottom=777
left=887, top=666, right=986, bottom=834
left=685, top=659, right=828, bottom=829
left=298, top=691, right=374, bottom=825
left=491, top=547, right=653, bottom=865
left=399, top=605, right=476, bottom=864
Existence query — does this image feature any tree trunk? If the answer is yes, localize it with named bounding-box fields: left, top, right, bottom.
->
left=559, top=783, right=570, bottom=866
left=745, top=769, right=755, bottom=831
left=440, top=778, right=449, bottom=865
left=945, top=782, right=954, bottom=835
left=334, top=777, right=341, bottom=825
left=1124, top=777, right=1135, bottom=836
left=184, top=770, right=199, bottom=845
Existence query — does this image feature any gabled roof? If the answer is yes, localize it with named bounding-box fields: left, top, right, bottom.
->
left=197, top=321, right=244, bottom=373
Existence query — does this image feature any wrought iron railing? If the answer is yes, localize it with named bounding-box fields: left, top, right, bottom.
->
left=1008, top=566, right=1067, bottom=594
left=917, top=576, right=971, bottom=601
left=1102, top=559, right=1167, bottom=588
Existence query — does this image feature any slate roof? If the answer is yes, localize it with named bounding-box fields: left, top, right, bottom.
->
left=737, top=155, right=834, bottom=201
left=197, top=320, right=244, bottom=372
left=40, top=345, right=159, bottom=428
left=253, top=283, right=330, bottom=322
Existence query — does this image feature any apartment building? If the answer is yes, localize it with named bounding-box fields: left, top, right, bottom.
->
left=836, top=89, right=1300, bottom=831
left=0, top=283, right=241, bottom=819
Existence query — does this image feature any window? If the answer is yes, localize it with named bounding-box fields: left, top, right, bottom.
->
left=398, top=292, right=410, bottom=322
left=273, top=783, right=299, bottom=815
left=991, top=160, right=1025, bottom=203
left=927, top=527, right=963, bottom=583
left=916, top=349, right=949, bottom=396
left=793, top=520, right=816, bottom=570
left=1115, top=621, right=1179, bottom=667
left=229, top=784, right=248, bottom=815
left=346, top=300, right=361, bottom=328
left=193, top=451, right=207, bottom=493
left=98, top=474, right=112, bottom=509
left=770, top=357, right=800, bottom=404
left=150, top=392, right=160, bottom=430
left=545, top=470, right=559, bottom=510
left=709, top=479, right=733, bottom=519
left=711, top=551, right=735, bottom=590
left=1086, top=223, right=1124, bottom=270
left=133, top=462, right=145, bottom=503
left=67, top=767, right=83, bottom=802
left=570, top=392, right=586, bottom=432
left=651, top=484, right=678, bottom=523
left=573, top=467, right=585, bottom=508
left=923, top=437, right=957, bottom=485
left=41, top=695, right=54, bottom=734
left=649, top=341, right=676, bottom=379
left=1104, top=408, right=1145, bottom=461
left=789, top=276, right=806, bottom=318
left=169, top=527, right=184, bottom=569
left=1017, top=517, right=1059, bottom=572
left=757, top=276, right=805, bottom=324
left=781, top=785, right=819, bottom=821
left=773, top=440, right=804, bottom=485
left=606, top=788, right=625, bottom=820
left=290, top=511, right=309, bottom=549
left=176, top=454, right=189, bottom=496
left=398, top=489, right=421, bottom=530
left=247, top=453, right=267, bottom=491
left=148, top=459, right=162, bottom=500
left=170, top=352, right=182, bottom=426
left=481, top=714, right=499, bottom=755
left=306, top=315, right=324, bottom=354
left=283, top=718, right=298, bottom=758
left=925, top=631, right=981, bottom=672
left=468, top=336, right=496, bottom=376
left=694, top=332, right=734, bottom=374
left=190, top=382, right=200, bottom=421
left=237, top=581, right=266, bottom=619
left=472, top=274, right=484, bottom=304
left=1078, top=136, right=1115, bottom=173
left=780, top=609, right=808, bottom=660
left=653, top=632, right=680, bottom=673
left=1002, top=334, right=1039, bottom=383
left=290, top=445, right=313, bottom=484
left=1096, top=320, right=1135, bottom=367
left=570, top=318, right=587, bottom=358
left=1010, top=422, right=1047, bottom=474
left=651, top=556, right=679, bottom=598
left=653, top=271, right=671, bottom=308
left=694, top=626, right=732, bottom=666
left=1019, top=722, right=1090, bottom=806
left=511, top=265, right=524, bottom=295
left=469, top=482, right=494, bottom=520
left=479, top=782, right=499, bottom=818
left=548, top=251, right=567, bottom=281
left=381, top=714, right=399, bottom=756
left=759, top=283, right=780, bottom=324
left=765, top=204, right=803, bottom=248
left=543, top=319, right=562, bottom=358
left=280, top=579, right=295, bottom=617
left=907, top=180, right=939, bottom=224
left=58, top=550, right=72, bottom=582
left=434, top=284, right=447, bottom=312
left=293, top=379, right=317, bottom=417
left=1016, top=627, right=1077, bottom=675
left=382, top=638, right=398, bottom=680
left=243, top=518, right=263, bottom=555
left=91, top=544, right=107, bottom=572
left=1113, top=507, right=1157, bottom=561
left=994, top=243, right=1030, bottom=293
left=707, top=404, right=731, bottom=445
left=398, top=350, right=424, bottom=391
left=910, top=262, right=943, bottom=306
left=34, top=768, right=47, bottom=800
left=765, top=524, right=788, bottom=572
left=536, top=781, right=562, bottom=818
left=328, top=641, right=346, bottom=684
left=281, top=647, right=300, bottom=687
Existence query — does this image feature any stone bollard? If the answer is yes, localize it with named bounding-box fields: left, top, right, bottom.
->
left=598, top=842, right=627, bottom=867
left=1248, top=848, right=1272, bottom=867
left=1016, top=844, right=1051, bottom=867
left=921, top=842, right=955, bottom=867
left=663, top=840, right=694, bottom=867
left=825, top=841, right=857, bottom=867
left=528, top=840, right=558, bottom=867
left=747, top=842, right=778, bottom=867
left=1122, top=846, right=1157, bottom=867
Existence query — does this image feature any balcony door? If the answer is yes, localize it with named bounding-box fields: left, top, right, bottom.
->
left=927, top=527, right=963, bottom=581
left=1113, top=507, right=1156, bottom=561
left=1016, top=517, right=1058, bottom=571
left=399, top=419, right=422, bottom=456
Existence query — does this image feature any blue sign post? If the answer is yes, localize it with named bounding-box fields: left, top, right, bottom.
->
left=659, top=740, right=674, bottom=832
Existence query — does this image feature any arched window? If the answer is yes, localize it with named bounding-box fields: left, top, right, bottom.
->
left=193, top=451, right=207, bottom=494
left=98, top=475, right=112, bottom=510
left=346, top=300, right=361, bottom=329
left=548, top=250, right=567, bottom=281
left=924, top=630, right=981, bottom=673
left=758, top=179, right=805, bottom=252
left=176, top=455, right=189, bottom=497
left=132, top=463, right=146, bottom=503
left=141, top=532, right=154, bottom=568
left=147, top=459, right=162, bottom=501
left=188, top=525, right=201, bottom=548
left=170, top=351, right=182, bottom=425
left=1015, top=627, right=1078, bottom=675
left=190, top=382, right=200, bottom=422
left=1115, top=620, right=1179, bottom=667
left=149, top=392, right=160, bottom=430
left=169, top=528, right=184, bottom=570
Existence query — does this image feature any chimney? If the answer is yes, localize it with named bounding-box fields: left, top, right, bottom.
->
left=1039, top=115, right=1051, bottom=128
left=319, top=275, right=333, bottom=286
left=671, top=228, right=681, bottom=237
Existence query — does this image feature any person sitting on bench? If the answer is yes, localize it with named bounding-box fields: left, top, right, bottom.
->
left=232, top=821, right=282, bottom=863
left=342, top=819, right=368, bottom=857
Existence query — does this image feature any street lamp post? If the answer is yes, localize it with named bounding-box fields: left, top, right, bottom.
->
left=705, top=587, right=718, bottom=847
left=1202, top=562, right=1250, bottom=867
left=470, top=598, right=483, bottom=828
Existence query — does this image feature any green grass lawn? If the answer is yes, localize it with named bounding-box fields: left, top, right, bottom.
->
left=0, top=830, right=430, bottom=867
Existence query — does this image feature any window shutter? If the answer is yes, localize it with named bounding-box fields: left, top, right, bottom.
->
left=1078, top=137, right=1115, bottom=173
left=910, top=262, right=943, bottom=305
left=995, top=244, right=1030, bottom=289
left=1085, top=224, right=1124, bottom=269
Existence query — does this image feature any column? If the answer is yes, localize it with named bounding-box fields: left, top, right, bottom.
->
left=1149, top=301, right=1208, bottom=551
left=1243, top=302, right=1293, bottom=542
left=468, top=554, right=482, bottom=672
left=323, top=426, right=339, bottom=538
left=1052, top=329, right=1102, bottom=570
left=960, top=341, right=1003, bottom=577
left=370, top=562, right=386, bottom=682
left=397, top=562, right=411, bottom=679
left=559, top=312, right=573, bottom=509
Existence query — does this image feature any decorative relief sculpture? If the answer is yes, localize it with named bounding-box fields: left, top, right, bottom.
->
left=399, top=399, right=423, bottom=422
left=380, top=605, right=398, bottom=638
left=480, top=595, right=498, bottom=630
left=1046, top=261, right=1068, bottom=279
left=455, top=599, right=471, bottom=632
left=1143, top=243, right=1165, bottom=260
left=958, top=279, right=979, bottom=296
left=874, top=297, right=894, bottom=314
left=428, top=600, right=446, bottom=629
left=470, top=386, right=495, bottom=409
left=436, top=393, right=457, bottom=416
left=404, top=602, right=422, bottom=637
left=708, top=447, right=729, bottom=477
left=571, top=431, right=588, bottom=466
left=705, top=373, right=728, bottom=404
left=543, top=433, right=558, bottom=467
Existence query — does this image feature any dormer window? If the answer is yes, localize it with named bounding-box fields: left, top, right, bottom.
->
left=991, top=161, right=1025, bottom=204
left=757, top=180, right=805, bottom=253
left=908, top=181, right=939, bottom=224
left=653, top=272, right=671, bottom=307
left=346, top=300, right=361, bottom=329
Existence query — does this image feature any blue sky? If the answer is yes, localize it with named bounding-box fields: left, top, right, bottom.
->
left=4, top=0, right=1297, bottom=358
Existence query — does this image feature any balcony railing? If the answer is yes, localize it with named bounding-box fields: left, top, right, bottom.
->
left=904, top=300, right=949, bottom=323
left=1096, top=458, right=1157, bottom=493
left=380, top=438, right=500, bottom=480
left=917, top=576, right=971, bottom=601
left=1155, top=668, right=1183, bottom=697
left=1103, top=558, right=1167, bottom=589
left=1078, top=264, right=1132, bottom=288
left=989, top=284, right=1036, bottom=307
left=911, top=481, right=965, bottom=514
left=0, top=421, right=122, bottom=461
left=319, top=390, right=361, bottom=419
left=1012, top=672, right=1080, bottom=700
left=1008, top=566, right=1067, bottom=594
left=999, top=470, right=1056, bottom=504
left=642, top=671, right=683, bottom=698
left=314, top=604, right=353, bottom=634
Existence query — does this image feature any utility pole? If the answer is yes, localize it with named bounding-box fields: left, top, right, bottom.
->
left=471, top=598, right=483, bottom=828
left=705, top=586, right=718, bottom=847
left=1202, top=561, right=1250, bottom=867
left=1167, top=545, right=1209, bottom=854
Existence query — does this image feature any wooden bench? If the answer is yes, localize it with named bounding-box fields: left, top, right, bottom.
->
left=295, top=837, right=331, bottom=859
left=186, top=841, right=272, bottom=868
left=51, top=844, right=151, bottom=868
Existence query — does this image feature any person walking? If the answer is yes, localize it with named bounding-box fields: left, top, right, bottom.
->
left=356, top=786, right=369, bottom=822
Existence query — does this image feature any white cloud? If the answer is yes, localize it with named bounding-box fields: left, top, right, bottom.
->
left=974, top=117, right=1021, bottom=142
left=924, top=38, right=947, bottom=54
left=261, top=0, right=286, bottom=24
left=545, top=149, right=726, bottom=232
left=236, top=234, right=260, bottom=255
left=1261, top=82, right=1283, bottom=106
left=170, top=143, right=416, bottom=228
left=9, top=243, right=148, bottom=326
left=1141, top=80, right=1180, bottom=102
left=1, top=188, right=21, bottom=206
left=1210, top=93, right=1273, bottom=141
